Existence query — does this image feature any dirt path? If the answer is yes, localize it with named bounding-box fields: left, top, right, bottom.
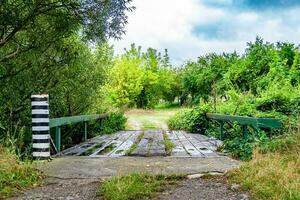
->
left=154, top=177, right=249, bottom=200
left=125, top=108, right=180, bottom=130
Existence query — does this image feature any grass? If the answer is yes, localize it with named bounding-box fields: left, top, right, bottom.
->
left=125, top=132, right=144, bottom=155
left=228, top=131, right=300, bottom=200
left=142, top=121, right=157, bottom=129
left=163, top=133, right=175, bottom=155
left=98, top=143, right=117, bottom=155
left=0, top=146, right=43, bottom=198
left=125, top=107, right=183, bottom=130
left=154, top=102, right=181, bottom=110
left=98, top=173, right=185, bottom=200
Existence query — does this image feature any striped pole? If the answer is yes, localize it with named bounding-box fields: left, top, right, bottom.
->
left=31, top=94, right=50, bottom=160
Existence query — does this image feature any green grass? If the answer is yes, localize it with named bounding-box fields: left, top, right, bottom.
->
left=142, top=121, right=157, bottom=129
left=0, top=146, right=43, bottom=198
left=228, top=131, right=300, bottom=200
left=125, top=107, right=184, bottom=130
left=98, top=143, right=117, bottom=155
left=125, top=132, right=144, bottom=155
left=98, top=173, right=185, bottom=200
left=163, top=133, right=175, bottom=155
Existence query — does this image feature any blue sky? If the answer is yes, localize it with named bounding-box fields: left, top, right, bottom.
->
left=111, top=0, right=300, bottom=65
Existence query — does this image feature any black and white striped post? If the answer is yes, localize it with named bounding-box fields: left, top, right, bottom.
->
left=31, top=94, right=50, bottom=160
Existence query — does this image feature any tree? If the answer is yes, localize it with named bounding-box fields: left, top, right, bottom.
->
left=0, top=0, right=133, bottom=149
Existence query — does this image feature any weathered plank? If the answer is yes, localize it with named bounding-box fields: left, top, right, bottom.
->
left=148, top=130, right=165, bottom=156
left=132, top=130, right=166, bottom=156
left=89, top=131, right=130, bottom=157
left=175, top=131, right=203, bottom=156
left=59, top=130, right=221, bottom=158
left=62, top=134, right=110, bottom=156
left=185, top=133, right=218, bottom=157
left=109, top=131, right=142, bottom=157
left=166, top=130, right=189, bottom=157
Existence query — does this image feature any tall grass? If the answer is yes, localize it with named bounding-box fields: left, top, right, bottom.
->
left=98, top=173, right=185, bottom=200
left=0, top=145, right=43, bottom=198
left=228, top=130, right=300, bottom=200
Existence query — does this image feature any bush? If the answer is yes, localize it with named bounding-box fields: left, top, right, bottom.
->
left=168, top=104, right=212, bottom=134
left=99, top=112, right=127, bottom=134
left=223, top=137, right=254, bottom=160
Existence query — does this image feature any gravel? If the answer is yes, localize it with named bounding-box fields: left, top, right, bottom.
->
left=153, top=177, right=249, bottom=200
left=10, top=178, right=102, bottom=200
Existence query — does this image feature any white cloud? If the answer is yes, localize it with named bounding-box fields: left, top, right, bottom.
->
left=110, top=0, right=300, bottom=65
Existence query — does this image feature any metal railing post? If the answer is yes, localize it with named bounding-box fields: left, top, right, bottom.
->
left=55, top=127, right=61, bottom=152
left=84, top=122, right=87, bottom=141
left=220, top=121, right=224, bottom=140
left=242, top=125, right=248, bottom=139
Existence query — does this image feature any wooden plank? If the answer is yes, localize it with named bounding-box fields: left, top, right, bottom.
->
left=132, top=130, right=166, bottom=156
left=61, top=134, right=110, bottom=155
left=185, top=133, right=218, bottom=156
left=191, top=134, right=223, bottom=151
left=109, top=131, right=142, bottom=157
left=89, top=131, right=129, bottom=157
left=165, top=130, right=189, bottom=157
left=175, top=131, right=203, bottom=156
left=148, top=130, right=165, bottom=156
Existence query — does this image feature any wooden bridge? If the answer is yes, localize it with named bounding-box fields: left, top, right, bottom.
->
left=57, top=130, right=222, bottom=158
left=31, top=94, right=282, bottom=160
left=48, top=113, right=281, bottom=159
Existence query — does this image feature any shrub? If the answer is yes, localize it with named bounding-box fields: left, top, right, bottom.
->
left=99, top=112, right=127, bottom=134
left=223, top=137, right=254, bottom=160
left=168, top=104, right=212, bottom=134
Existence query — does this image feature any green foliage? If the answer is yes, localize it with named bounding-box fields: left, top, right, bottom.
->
left=104, top=44, right=182, bottom=109
left=0, top=1, right=132, bottom=155
left=99, top=112, right=127, bottom=135
left=224, top=137, right=254, bottom=160
left=168, top=105, right=212, bottom=134
left=169, top=37, right=299, bottom=160
left=98, top=173, right=185, bottom=200
left=163, top=133, right=175, bottom=155
left=228, top=130, right=300, bottom=200
left=0, top=146, right=42, bottom=198
left=258, top=133, right=299, bottom=154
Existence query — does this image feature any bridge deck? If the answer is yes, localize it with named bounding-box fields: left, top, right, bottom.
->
left=59, top=130, right=222, bottom=157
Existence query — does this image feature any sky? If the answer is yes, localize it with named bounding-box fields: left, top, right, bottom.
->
left=110, top=0, right=300, bottom=65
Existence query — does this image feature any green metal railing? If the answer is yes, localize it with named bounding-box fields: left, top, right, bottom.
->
left=206, top=113, right=282, bottom=140
left=49, top=114, right=108, bottom=152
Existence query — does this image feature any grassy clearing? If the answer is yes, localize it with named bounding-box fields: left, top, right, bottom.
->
left=125, top=107, right=183, bottom=130
left=142, top=121, right=157, bottom=129
left=125, top=132, right=144, bottom=155
left=0, top=146, right=43, bottom=198
left=228, top=131, right=300, bottom=200
left=98, top=173, right=185, bottom=200
left=163, top=133, right=174, bottom=155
